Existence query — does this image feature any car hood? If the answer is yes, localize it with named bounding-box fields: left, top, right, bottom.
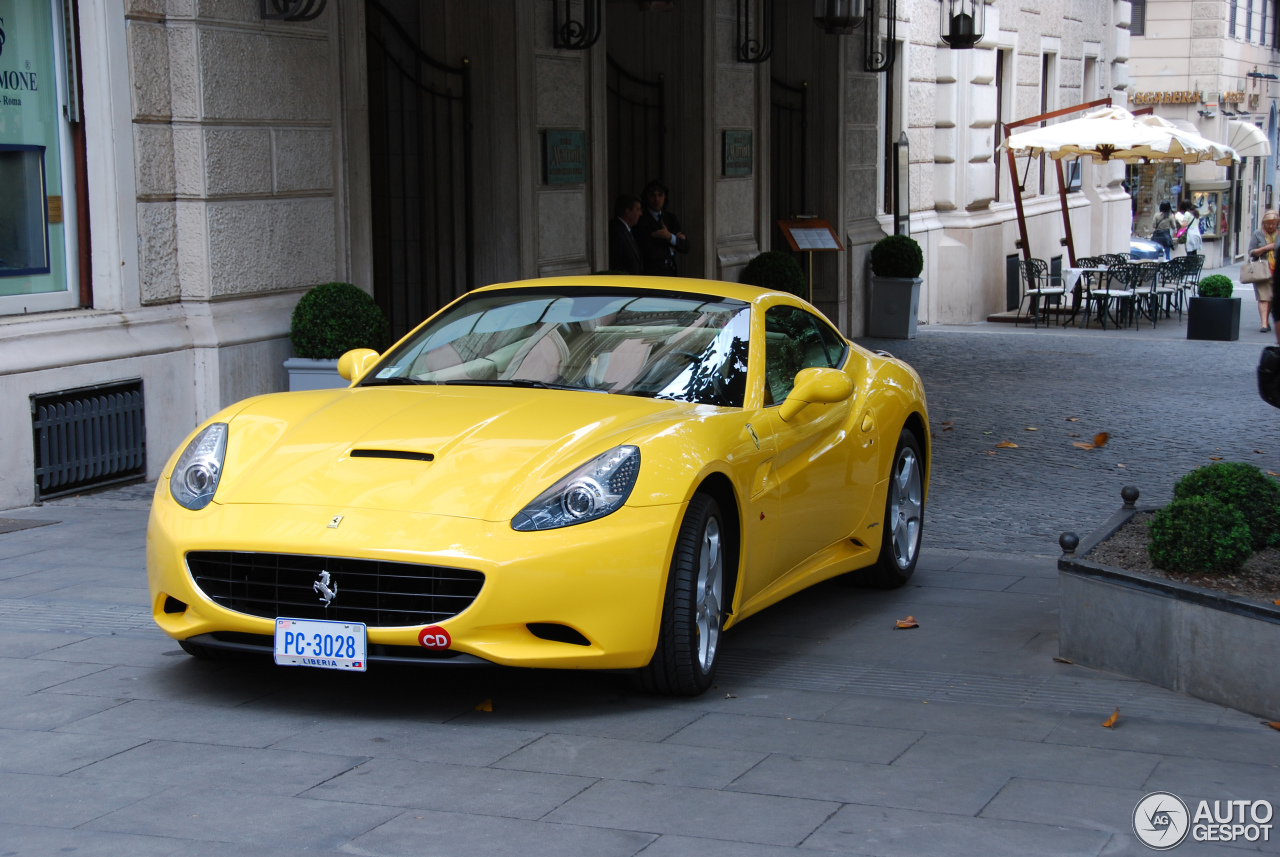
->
left=214, top=386, right=696, bottom=520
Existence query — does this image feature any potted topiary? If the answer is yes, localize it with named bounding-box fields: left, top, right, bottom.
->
left=739, top=251, right=807, bottom=299
left=868, top=234, right=924, bottom=339
left=1187, top=274, right=1241, bottom=342
left=285, top=282, right=389, bottom=391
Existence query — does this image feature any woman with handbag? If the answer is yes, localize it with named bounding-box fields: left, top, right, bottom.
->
left=1174, top=201, right=1201, bottom=257
left=1247, top=209, right=1280, bottom=333
left=1151, top=202, right=1176, bottom=261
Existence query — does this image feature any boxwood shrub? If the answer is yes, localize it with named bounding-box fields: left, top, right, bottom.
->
left=740, top=251, right=807, bottom=298
left=290, top=283, right=389, bottom=360
left=869, top=234, right=924, bottom=279
left=1172, top=461, right=1280, bottom=550
left=1196, top=275, right=1235, bottom=298
left=1147, top=496, right=1252, bottom=574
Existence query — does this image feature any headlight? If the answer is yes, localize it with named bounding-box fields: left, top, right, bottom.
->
left=169, top=423, right=228, bottom=510
left=512, top=446, right=640, bottom=531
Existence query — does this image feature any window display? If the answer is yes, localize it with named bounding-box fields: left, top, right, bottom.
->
left=0, top=145, right=50, bottom=276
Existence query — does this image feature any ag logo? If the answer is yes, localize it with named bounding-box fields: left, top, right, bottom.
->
left=1134, top=792, right=1190, bottom=850
left=0, top=18, right=6, bottom=60
left=418, top=625, right=451, bottom=649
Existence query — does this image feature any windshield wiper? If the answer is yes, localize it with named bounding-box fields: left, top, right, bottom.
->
left=361, top=376, right=433, bottom=386
left=443, top=379, right=606, bottom=393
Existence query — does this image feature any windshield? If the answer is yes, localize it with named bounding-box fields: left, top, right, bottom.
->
left=363, top=287, right=752, bottom=407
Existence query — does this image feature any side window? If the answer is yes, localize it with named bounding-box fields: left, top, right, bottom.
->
left=764, top=306, right=833, bottom=405
left=815, top=318, right=848, bottom=369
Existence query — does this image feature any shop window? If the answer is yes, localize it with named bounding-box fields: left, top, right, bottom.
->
left=0, top=146, right=50, bottom=277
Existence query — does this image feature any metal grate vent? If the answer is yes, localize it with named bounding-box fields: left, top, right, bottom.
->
left=31, top=380, right=146, bottom=500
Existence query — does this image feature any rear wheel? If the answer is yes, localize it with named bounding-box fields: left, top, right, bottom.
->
left=634, top=494, right=725, bottom=696
left=863, top=428, right=924, bottom=589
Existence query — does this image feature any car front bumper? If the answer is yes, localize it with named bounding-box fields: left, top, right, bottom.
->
left=147, top=484, right=686, bottom=670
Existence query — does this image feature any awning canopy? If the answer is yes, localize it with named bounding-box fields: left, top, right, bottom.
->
left=1227, top=119, right=1271, bottom=158
left=1002, top=108, right=1238, bottom=165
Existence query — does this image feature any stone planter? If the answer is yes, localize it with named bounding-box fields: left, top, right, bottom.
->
left=868, top=275, right=921, bottom=339
left=1186, top=296, right=1241, bottom=341
left=284, top=358, right=347, bottom=391
left=1059, top=488, right=1280, bottom=718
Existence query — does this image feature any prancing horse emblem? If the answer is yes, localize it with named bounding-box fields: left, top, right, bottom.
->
left=314, top=570, right=338, bottom=606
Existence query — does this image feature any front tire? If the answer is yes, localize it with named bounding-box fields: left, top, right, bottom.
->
left=863, top=428, right=924, bottom=589
left=635, top=494, right=725, bottom=696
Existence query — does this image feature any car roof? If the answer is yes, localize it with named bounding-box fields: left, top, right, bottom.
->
left=474, top=275, right=779, bottom=305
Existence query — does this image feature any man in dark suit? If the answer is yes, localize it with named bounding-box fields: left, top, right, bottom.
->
left=608, top=194, right=645, bottom=275
left=634, top=180, right=690, bottom=277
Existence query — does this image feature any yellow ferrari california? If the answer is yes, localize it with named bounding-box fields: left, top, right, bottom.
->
left=148, top=276, right=929, bottom=695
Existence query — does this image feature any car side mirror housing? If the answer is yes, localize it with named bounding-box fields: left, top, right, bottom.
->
left=779, top=367, right=854, bottom=421
left=337, top=349, right=381, bottom=382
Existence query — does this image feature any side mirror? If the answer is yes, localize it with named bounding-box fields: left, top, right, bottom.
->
left=778, top=367, right=854, bottom=421
left=337, top=348, right=381, bottom=382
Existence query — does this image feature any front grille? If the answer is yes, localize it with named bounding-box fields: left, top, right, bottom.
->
left=187, top=551, right=484, bottom=627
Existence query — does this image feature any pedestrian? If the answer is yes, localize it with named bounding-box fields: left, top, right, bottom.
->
left=1182, top=204, right=1202, bottom=256
left=1151, top=201, right=1175, bottom=261
left=634, top=180, right=690, bottom=277
left=608, top=194, right=645, bottom=275
left=1248, top=209, right=1279, bottom=333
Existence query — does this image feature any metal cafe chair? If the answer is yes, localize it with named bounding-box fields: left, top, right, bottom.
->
left=1127, top=262, right=1163, bottom=328
left=1015, top=258, right=1066, bottom=328
left=1101, top=253, right=1130, bottom=268
left=1081, top=259, right=1135, bottom=330
left=1176, top=254, right=1205, bottom=312
left=1154, top=257, right=1183, bottom=322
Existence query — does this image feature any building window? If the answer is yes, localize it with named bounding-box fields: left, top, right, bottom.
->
left=1039, top=52, right=1057, bottom=196
left=1231, top=0, right=1238, bottom=37
left=0, top=146, right=51, bottom=277
left=1248, top=0, right=1254, bottom=41
left=1131, top=0, right=1146, bottom=36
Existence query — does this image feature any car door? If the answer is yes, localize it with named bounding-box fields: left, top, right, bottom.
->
left=757, top=305, right=871, bottom=582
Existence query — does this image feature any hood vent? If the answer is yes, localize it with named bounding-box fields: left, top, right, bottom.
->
left=350, top=449, right=435, bottom=462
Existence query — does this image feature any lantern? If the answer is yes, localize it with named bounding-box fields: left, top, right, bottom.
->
left=940, top=0, right=984, bottom=49
left=814, top=0, right=866, bottom=34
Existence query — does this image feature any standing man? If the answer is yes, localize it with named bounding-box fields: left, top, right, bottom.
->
left=634, top=180, right=690, bottom=277
left=608, top=194, right=645, bottom=275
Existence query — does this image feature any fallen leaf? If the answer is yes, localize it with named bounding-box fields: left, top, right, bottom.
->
left=1052, top=657, right=1073, bottom=664
left=895, top=616, right=919, bottom=629
left=1265, top=721, right=1280, bottom=731
left=474, top=699, right=493, bottom=712
left=983, top=431, right=993, bottom=435
left=1102, top=707, right=1120, bottom=728
left=1073, top=442, right=1096, bottom=450
left=943, top=425, right=954, bottom=431
left=1255, top=450, right=1265, bottom=454
left=986, top=451, right=997, bottom=455
left=995, top=441, right=1019, bottom=448
left=724, top=693, right=737, bottom=699
left=1093, top=432, right=1111, bottom=448
left=1267, top=472, right=1280, bottom=478
left=1210, top=456, right=1223, bottom=461
left=1025, top=427, right=1039, bottom=431
left=941, top=421, right=953, bottom=426
left=1066, top=417, right=1080, bottom=422
left=1274, top=599, right=1280, bottom=605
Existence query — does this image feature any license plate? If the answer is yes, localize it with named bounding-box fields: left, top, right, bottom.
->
left=274, top=618, right=367, bottom=672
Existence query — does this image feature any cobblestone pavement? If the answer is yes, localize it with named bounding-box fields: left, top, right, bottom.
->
left=1, top=326, right=1278, bottom=856
left=860, top=325, right=1279, bottom=554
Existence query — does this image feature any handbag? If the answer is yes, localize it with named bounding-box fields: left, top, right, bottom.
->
left=1258, top=346, right=1280, bottom=409
left=1241, top=258, right=1273, bottom=284
left=1152, top=228, right=1173, bottom=248
left=1174, top=225, right=1189, bottom=244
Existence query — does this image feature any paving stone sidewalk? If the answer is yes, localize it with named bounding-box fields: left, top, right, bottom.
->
left=0, top=325, right=1277, bottom=856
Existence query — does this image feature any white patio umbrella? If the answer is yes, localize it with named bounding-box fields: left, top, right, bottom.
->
left=1002, top=107, right=1238, bottom=166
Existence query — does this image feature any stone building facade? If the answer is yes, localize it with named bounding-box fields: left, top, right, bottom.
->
left=0, top=0, right=1132, bottom=509
left=1126, top=0, right=1279, bottom=268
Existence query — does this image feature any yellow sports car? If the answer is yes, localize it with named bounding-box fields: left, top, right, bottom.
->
left=148, top=276, right=928, bottom=695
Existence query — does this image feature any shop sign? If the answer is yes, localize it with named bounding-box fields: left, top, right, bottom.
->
left=1131, top=91, right=1201, bottom=105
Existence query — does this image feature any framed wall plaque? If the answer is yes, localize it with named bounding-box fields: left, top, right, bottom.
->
left=544, top=130, right=587, bottom=185
left=722, top=130, right=753, bottom=177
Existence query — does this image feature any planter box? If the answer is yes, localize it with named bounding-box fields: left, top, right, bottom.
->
left=868, top=275, right=921, bottom=339
left=284, top=358, right=346, bottom=391
left=1059, top=501, right=1280, bottom=718
left=1186, top=296, right=1241, bottom=341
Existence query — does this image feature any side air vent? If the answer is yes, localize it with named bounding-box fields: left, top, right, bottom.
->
left=163, top=596, right=188, bottom=614
left=31, top=379, right=146, bottom=500
left=527, top=623, right=591, bottom=646
left=350, top=449, right=435, bottom=462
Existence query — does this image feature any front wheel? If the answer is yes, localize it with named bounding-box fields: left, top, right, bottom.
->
left=863, top=428, right=925, bottom=589
left=634, top=494, right=725, bottom=696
